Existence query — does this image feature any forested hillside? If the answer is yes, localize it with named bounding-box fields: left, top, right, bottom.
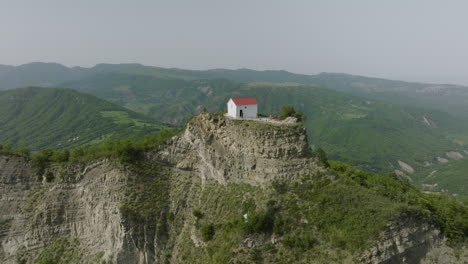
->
left=0, top=87, right=165, bottom=150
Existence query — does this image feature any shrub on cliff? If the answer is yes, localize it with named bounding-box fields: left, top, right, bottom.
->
left=314, top=147, right=330, bottom=168
left=200, top=223, right=215, bottom=241
left=240, top=203, right=277, bottom=234
left=193, top=209, right=204, bottom=219
left=0, top=144, right=29, bottom=158
left=279, top=104, right=306, bottom=122
left=30, top=129, right=177, bottom=168
left=31, top=149, right=54, bottom=176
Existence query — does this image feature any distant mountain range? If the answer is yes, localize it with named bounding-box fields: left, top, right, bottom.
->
left=2, top=62, right=468, bottom=119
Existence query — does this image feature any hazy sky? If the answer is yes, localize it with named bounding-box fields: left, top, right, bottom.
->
left=1, top=0, right=468, bottom=84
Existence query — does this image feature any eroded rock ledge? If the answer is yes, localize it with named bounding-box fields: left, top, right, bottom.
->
left=361, top=213, right=466, bottom=264
left=156, top=113, right=319, bottom=186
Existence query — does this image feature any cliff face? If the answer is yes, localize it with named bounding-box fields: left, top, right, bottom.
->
left=361, top=214, right=466, bottom=264
left=157, top=114, right=317, bottom=185
left=0, top=114, right=466, bottom=263
left=0, top=158, right=141, bottom=263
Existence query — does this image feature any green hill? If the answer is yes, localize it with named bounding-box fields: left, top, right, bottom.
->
left=61, top=72, right=240, bottom=124
left=0, top=87, right=165, bottom=150
left=60, top=73, right=468, bottom=173
left=0, top=62, right=89, bottom=90
left=233, top=83, right=468, bottom=172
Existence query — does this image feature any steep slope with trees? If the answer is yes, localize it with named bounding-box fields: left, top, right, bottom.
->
left=0, top=87, right=165, bottom=150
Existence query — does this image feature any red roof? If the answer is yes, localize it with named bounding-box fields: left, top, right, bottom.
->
left=231, top=97, right=258, bottom=105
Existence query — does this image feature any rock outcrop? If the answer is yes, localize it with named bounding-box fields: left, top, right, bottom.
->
left=0, top=157, right=144, bottom=263
left=361, top=214, right=466, bottom=264
left=0, top=114, right=318, bottom=263
left=156, top=114, right=318, bottom=186
left=397, top=160, right=414, bottom=174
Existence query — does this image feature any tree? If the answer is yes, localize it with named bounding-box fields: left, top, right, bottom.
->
left=279, top=105, right=306, bottom=122
left=315, top=148, right=330, bottom=168
left=280, top=105, right=296, bottom=118
left=31, top=149, right=54, bottom=176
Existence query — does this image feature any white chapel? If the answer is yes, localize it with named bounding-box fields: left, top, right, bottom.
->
left=226, top=97, right=258, bottom=119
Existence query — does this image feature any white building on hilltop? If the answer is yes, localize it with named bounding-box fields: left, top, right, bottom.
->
left=227, top=97, right=258, bottom=119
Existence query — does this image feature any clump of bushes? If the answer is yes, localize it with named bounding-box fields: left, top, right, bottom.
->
left=313, top=147, right=330, bottom=168
left=271, top=180, right=288, bottom=194
left=0, top=144, right=29, bottom=158
left=279, top=105, right=306, bottom=122
left=192, top=209, right=204, bottom=219
left=29, top=129, right=177, bottom=177
left=200, top=223, right=215, bottom=241
left=240, top=201, right=278, bottom=234
left=283, top=232, right=317, bottom=249
left=45, top=171, right=55, bottom=183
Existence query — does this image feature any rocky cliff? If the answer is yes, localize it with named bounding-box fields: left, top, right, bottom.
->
left=0, top=114, right=466, bottom=263
left=156, top=114, right=318, bottom=185
left=0, top=157, right=138, bottom=263
left=360, top=213, right=465, bottom=264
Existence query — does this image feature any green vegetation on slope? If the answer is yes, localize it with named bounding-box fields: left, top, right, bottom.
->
left=119, top=160, right=171, bottom=251
left=175, top=161, right=468, bottom=263
left=0, top=144, right=29, bottom=158
left=61, top=73, right=468, bottom=173
left=413, top=158, right=468, bottom=203
left=236, top=84, right=468, bottom=172
left=330, top=161, right=468, bottom=246
left=30, top=129, right=177, bottom=179
left=62, top=73, right=240, bottom=125
left=0, top=87, right=166, bottom=150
